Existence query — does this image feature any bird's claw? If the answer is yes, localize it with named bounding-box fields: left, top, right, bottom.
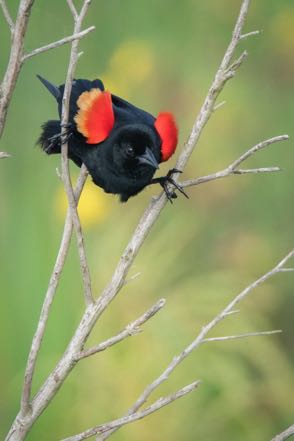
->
left=152, top=168, right=189, bottom=203
left=48, top=127, right=72, bottom=146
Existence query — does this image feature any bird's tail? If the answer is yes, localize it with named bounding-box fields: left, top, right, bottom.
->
left=38, top=120, right=62, bottom=155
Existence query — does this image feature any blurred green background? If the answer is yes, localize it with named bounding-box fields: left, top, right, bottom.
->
left=0, top=0, right=293, bottom=440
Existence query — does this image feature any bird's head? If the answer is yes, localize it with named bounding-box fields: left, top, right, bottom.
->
left=111, top=125, right=160, bottom=176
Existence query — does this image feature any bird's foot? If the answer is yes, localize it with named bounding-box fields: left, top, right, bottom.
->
left=47, top=124, right=73, bottom=148
left=151, top=168, right=189, bottom=204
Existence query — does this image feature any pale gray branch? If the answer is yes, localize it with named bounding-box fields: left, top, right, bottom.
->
left=0, top=0, right=35, bottom=138
left=202, top=329, right=282, bottom=343
left=233, top=167, right=281, bottom=174
left=22, top=26, right=95, bottom=62
left=181, top=135, right=288, bottom=189
left=67, top=0, right=78, bottom=21
left=240, top=30, right=261, bottom=40
left=75, top=298, right=166, bottom=360
left=174, top=0, right=251, bottom=174
left=62, top=381, right=201, bottom=441
left=225, top=50, right=248, bottom=77
left=271, top=424, right=294, bottom=441
left=123, top=272, right=142, bottom=286
left=224, top=309, right=240, bottom=316
left=98, top=249, right=293, bottom=440
left=20, top=166, right=88, bottom=418
left=0, top=151, right=11, bottom=158
left=213, top=100, right=226, bottom=111
left=0, top=0, right=14, bottom=32
left=228, top=135, right=288, bottom=170
left=60, top=1, right=94, bottom=307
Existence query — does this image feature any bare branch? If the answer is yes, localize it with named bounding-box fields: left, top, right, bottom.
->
left=76, top=298, right=166, bottom=360
left=0, top=0, right=14, bottom=33
left=225, top=50, right=248, bottom=78
left=271, top=424, right=294, bottom=441
left=98, top=249, right=293, bottom=440
left=20, top=166, right=88, bottom=417
left=62, top=381, right=201, bottom=441
left=123, top=272, right=142, bottom=286
left=60, top=1, right=94, bottom=307
left=202, top=330, right=282, bottom=343
left=228, top=135, right=288, bottom=171
left=0, top=151, right=11, bottom=158
left=174, top=0, right=251, bottom=174
left=67, top=0, right=78, bottom=21
left=240, top=30, right=261, bottom=40
left=22, top=26, right=95, bottom=62
left=233, top=167, right=281, bottom=174
left=224, top=309, right=240, bottom=316
left=181, top=135, right=288, bottom=189
left=213, top=100, right=226, bottom=111
left=0, top=0, right=34, bottom=138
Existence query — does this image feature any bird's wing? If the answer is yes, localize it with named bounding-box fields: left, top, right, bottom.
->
left=111, top=94, right=156, bottom=126
left=74, top=88, right=115, bottom=144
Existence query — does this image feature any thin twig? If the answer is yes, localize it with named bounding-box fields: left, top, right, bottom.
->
left=0, top=0, right=35, bottom=138
left=76, top=299, right=166, bottom=360
left=213, top=100, right=226, bottom=111
left=123, top=272, right=142, bottom=286
left=228, top=135, right=288, bottom=170
left=0, top=0, right=14, bottom=33
left=202, top=329, right=282, bottom=343
left=174, top=0, right=251, bottom=175
left=60, top=0, right=94, bottom=306
left=22, top=26, right=95, bottom=62
left=20, top=166, right=88, bottom=417
left=181, top=135, right=288, bottom=189
left=97, top=250, right=293, bottom=440
left=233, top=167, right=281, bottom=174
left=240, top=30, right=261, bottom=40
left=131, top=251, right=294, bottom=410
left=271, top=424, right=294, bottom=441
left=62, top=381, right=201, bottom=441
left=67, top=0, right=78, bottom=21
left=0, top=151, right=11, bottom=158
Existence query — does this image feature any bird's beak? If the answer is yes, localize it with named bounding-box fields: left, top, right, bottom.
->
left=138, top=148, right=159, bottom=169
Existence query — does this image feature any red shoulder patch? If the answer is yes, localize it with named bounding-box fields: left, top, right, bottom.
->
left=154, top=112, right=178, bottom=162
left=74, top=89, right=114, bottom=144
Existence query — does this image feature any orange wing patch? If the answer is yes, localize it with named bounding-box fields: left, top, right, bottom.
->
left=154, top=112, right=178, bottom=162
left=74, top=89, right=115, bottom=144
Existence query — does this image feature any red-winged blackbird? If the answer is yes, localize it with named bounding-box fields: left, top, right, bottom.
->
left=37, top=76, right=188, bottom=202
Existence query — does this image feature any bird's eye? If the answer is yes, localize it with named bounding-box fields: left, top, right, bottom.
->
left=126, top=145, right=135, bottom=157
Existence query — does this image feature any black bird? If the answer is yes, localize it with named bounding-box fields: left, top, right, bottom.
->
left=37, top=75, right=187, bottom=202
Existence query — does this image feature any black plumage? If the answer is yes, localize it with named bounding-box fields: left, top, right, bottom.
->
left=37, top=76, right=187, bottom=202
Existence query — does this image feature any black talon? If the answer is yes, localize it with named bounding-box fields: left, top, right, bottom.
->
left=150, top=168, right=189, bottom=203
left=61, top=131, right=73, bottom=145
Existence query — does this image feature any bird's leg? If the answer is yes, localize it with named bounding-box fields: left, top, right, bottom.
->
left=47, top=123, right=73, bottom=149
left=60, top=123, right=73, bottom=145
left=150, top=168, right=189, bottom=203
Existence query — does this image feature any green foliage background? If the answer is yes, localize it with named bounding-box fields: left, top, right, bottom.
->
left=0, top=1, right=293, bottom=440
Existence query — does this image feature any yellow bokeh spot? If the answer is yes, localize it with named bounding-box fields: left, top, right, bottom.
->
left=54, top=178, right=113, bottom=228
left=97, top=40, right=155, bottom=97
left=109, top=40, right=154, bottom=84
